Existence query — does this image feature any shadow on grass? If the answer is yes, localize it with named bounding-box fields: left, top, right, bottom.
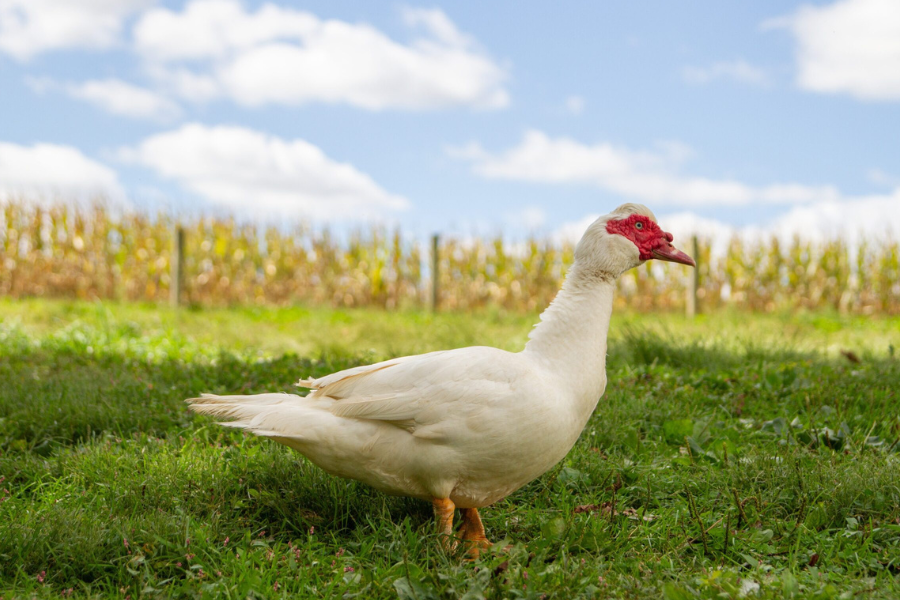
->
left=0, top=350, right=367, bottom=453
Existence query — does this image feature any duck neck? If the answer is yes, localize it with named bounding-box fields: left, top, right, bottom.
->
left=523, top=264, right=615, bottom=402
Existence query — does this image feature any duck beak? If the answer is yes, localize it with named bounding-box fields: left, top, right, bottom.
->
left=651, top=242, right=695, bottom=267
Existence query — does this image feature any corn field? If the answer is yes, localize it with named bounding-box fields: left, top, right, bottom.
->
left=1, top=202, right=899, bottom=314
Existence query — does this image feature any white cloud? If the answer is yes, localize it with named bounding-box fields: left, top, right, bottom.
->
left=401, top=7, right=474, bottom=49
left=0, top=0, right=154, bottom=60
left=29, top=77, right=181, bottom=121
left=143, top=64, right=220, bottom=103
left=766, top=0, right=900, bottom=101
left=68, top=79, right=180, bottom=121
left=866, top=168, right=899, bottom=186
left=552, top=213, right=599, bottom=245
left=565, top=95, right=585, bottom=115
left=133, top=0, right=315, bottom=61
left=763, top=189, right=900, bottom=243
left=655, top=212, right=736, bottom=240
left=682, top=194, right=900, bottom=243
left=505, top=206, right=546, bottom=231
left=0, top=141, right=125, bottom=203
left=669, top=192, right=900, bottom=248
left=450, top=130, right=840, bottom=208
left=681, top=60, right=770, bottom=86
left=119, top=123, right=409, bottom=220
left=134, top=0, right=508, bottom=110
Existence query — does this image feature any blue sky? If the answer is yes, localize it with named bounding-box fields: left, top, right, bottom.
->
left=1, top=0, right=899, bottom=243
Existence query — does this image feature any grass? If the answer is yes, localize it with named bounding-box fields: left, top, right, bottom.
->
left=1, top=299, right=899, bottom=599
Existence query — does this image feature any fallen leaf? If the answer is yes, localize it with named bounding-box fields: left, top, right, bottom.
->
left=492, top=560, right=509, bottom=577
left=840, top=349, right=861, bottom=364
left=574, top=503, right=609, bottom=515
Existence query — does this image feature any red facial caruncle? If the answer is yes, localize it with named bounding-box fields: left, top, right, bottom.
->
left=606, top=214, right=695, bottom=266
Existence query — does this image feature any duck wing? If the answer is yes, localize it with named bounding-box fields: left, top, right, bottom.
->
left=299, top=347, right=525, bottom=432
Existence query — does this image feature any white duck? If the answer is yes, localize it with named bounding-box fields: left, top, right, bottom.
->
left=188, top=203, right=694, bottom=553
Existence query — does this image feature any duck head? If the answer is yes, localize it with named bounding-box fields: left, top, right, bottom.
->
left=573, top=203, right=695, bottom=279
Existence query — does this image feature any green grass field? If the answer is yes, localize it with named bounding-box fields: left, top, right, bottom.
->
left=1, top=299, right=899, bottom=599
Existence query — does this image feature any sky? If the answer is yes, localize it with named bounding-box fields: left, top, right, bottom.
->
left=0, top=0, right=899, bottom=244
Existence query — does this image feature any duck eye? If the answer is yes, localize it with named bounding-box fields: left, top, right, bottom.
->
left=635, top=221, right=643, bottom=230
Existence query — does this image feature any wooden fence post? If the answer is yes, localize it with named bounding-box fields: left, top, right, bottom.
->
left=431, top=233, right=440, bottom=312
left=686, top=235, right=699, bottom=318
left=171, top=225, right=184, bottom=308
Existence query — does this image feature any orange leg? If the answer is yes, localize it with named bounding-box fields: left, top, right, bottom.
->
left=459, top=508, right=492, bottom=557
left=432, top=498, right=457, bottom=551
